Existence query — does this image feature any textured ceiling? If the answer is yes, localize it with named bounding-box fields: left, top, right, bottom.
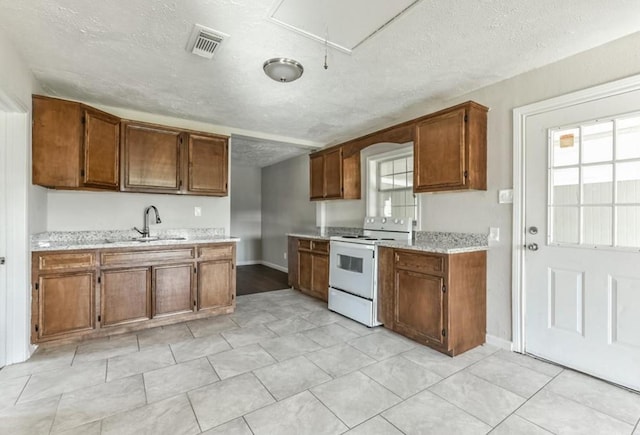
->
left=1, top=0, right=640, bottom=157
left=231, top=135, right=309, bottom=167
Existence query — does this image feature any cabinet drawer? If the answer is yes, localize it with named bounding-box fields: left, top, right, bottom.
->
left=298, top=239, right=311, bottom=250
left=395, top=251, right=444, bottom=274
left=198, top=244, right=233, bottom=260
left=38, top=252, right=96, bottom=271
left=101, top=248, right=194, bottom=266
left=311, top=240, right=329, bottom=253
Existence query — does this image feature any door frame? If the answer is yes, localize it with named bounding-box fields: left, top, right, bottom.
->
left=511, top=73, right=640, bottom=353
left=0, top=88, right=32, bottom=365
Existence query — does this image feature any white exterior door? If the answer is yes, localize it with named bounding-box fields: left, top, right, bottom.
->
left=524, top=90, right=640, bottom=391
left=0, top=112, right=7, bottom=368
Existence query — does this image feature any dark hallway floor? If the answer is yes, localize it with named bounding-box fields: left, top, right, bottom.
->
left=236, top=264, right=290, bottom=296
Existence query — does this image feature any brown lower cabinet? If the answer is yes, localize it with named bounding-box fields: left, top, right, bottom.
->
left=288, top=236, right=329, bottom=302
left=378, top=247, right=486, bottom=356
left=31, top=243, right=236, bottom=344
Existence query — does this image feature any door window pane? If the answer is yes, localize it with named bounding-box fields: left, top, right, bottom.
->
left=552, top=128, right=580, bottom=167
left=552, top=168, right=579, bottom=205
left=583, top=207, right=612, bottom=245
left=617, top=116, right=640, bottom=160
left=582, top=122, right=613, bottom=164
left=380, top=161, right=393, bottom=176
left=551, top=207, right=579, bottom=244
left=582, top=164, right=612, bottom=204
left=616, top=161, right=640, bottom=204
left=616, top=206, right=640, bottom=247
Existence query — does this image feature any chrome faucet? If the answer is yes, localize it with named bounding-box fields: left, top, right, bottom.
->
left=134, top=205, right=162, bottom=238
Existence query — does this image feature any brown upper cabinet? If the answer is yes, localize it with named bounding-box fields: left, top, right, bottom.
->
left=310, top=147, right=360, bottom=200
left=414, top=102, right=487, bottom=192
left=33, top=95, right=120, bottom=190
left=187, top=133, right=228, bottom=195
left=121, top=121, right=229, bottom=196
left=121, top=122, right=182, bottom=193
left=308, top=100, right=487, bottom=200
left=32, top=95, right=229, bottom=196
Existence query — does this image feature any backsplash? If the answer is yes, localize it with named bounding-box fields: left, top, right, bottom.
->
left=316, top=226, right=364, bottom=237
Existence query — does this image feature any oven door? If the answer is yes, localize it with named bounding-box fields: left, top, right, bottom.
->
left=329, top=241, right=375, bottom=299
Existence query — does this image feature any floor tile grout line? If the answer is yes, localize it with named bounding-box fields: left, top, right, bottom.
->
left=426, top=382, right=499, bottom=429
left=242, top=415, right=257, bottom=435
left=45, top=393, right=63, bottom=435
left=185, top=389, right=204, bottom=433
left=379, top=413, right=409, bottom=435
left=12, top=373, right=32, bottom=406
left=487, top=364, right=566, bottom=432
left=307, top=387, right=353, bottom=430
left=204, top=354, right=222, bottom=381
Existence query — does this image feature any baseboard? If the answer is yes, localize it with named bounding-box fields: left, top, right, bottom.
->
left=236, top=260, right=262, bottom=266
left=485, top=334, right=513, bottom=351
left=260, top=261, right=288, bottom=273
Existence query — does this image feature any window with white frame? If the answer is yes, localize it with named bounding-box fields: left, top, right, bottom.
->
left=374, top=153, right=417, bottom=221
left=549, top=113, right=640, bottom=248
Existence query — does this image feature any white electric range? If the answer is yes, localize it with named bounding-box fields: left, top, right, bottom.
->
left=328, top=216, right=412, bottom=327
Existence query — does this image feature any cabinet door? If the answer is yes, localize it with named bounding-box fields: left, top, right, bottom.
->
left=187, top=134, right=228, bottom=195
left=153, top=264, right=194, bottom=317
left=310, top=154, right=325, bottom=199
left=394, top=269, right=446, bottom=346
left=101, top=268, right=151, bottom=326
left=311, top=253, right=329, bottom=301
left=198, top=260, right=234, bottom=310
left=37, top=272, right=95, bottom=339
left=414, top=108, right=466, bottom=191
left=324, top=148, right=343, bottom=198
left=83, top=108, right=120, bottom=189
left=122, top=122, right=182, bottom=192
left=298, top=250, right=312, bottom=291
left=32, top=96, right=83, bottom=188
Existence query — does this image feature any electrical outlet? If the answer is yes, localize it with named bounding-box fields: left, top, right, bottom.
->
left=489, top=227, right=500, bottom=242
left=194, top=206, right=202, bottom=217
left=283, top=252, right=287, bottom=260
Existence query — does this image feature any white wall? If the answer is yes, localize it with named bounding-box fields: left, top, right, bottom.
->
left=261, top=155, right=316, bottom=270
left=230, top=164, right=262, bottom=264
left=44, top=105, right=233, bottom=234
left=0, top=27, right=42, bottom=363
left=47, top=191, right=229, bottom=232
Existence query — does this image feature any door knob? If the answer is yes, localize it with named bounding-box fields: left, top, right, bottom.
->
left=0, top=257, right=5, bottom=265
left=528, top=226, right=538, bottom=235
left=527, top=243, right=539, bottom=251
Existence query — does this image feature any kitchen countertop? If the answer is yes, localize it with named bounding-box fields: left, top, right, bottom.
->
left=288, top=227, right=363, bottom=241
left=289, top=230, right=488, bottom=254
left=31, top=228, right=240, bottom=252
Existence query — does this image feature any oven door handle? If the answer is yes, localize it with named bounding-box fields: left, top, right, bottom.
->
left=329, top=241, right=375, bottom=251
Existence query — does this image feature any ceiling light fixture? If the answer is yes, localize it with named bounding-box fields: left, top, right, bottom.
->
left=263, top=58, right=304, bottom=83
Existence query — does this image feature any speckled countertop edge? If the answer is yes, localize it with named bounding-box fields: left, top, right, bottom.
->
left=287, top=227, right=363, bottom=240
left=31, top=228, right=239, bottom=252
left=288, top=230, right=489, bottom=254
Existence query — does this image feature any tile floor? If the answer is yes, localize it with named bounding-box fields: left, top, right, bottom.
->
left=1, top=289, right=639, bottom=434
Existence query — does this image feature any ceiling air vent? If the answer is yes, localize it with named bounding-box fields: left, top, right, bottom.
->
left=186, top=24, right=228, bottom=59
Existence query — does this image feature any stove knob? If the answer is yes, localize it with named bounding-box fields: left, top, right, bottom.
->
left=381, top=218, right=387, bottom=224
left=393, top=219, right=399, bottom=224
left=400, top=219, right=404, bottom=225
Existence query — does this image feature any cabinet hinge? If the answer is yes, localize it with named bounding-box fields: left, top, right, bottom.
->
left=463, top=170, right=468, bottom=179
left=232, top=294, right=235, bottom=300
left=35, top=324, right=38, bottom=332
left=98, top=276, right=101, bottom=284
left=442, top=285, right=446, bottom=293
left=179, top=180, right=183, bottom=189
left=464, top=114, right=468, bottom=122
left=81, top=116, right=86, bottom=124
left=98, top=315, right=101, bottom=322
left=193, top=300, right=196, bottom=307
left=194, top=267, right=197, bottom=274
left=225, top=182, right=228, bottom=190
left=80, top=169, right=85, bottom=177
left=35, top=283, right=39, bottom=291
left=442, top=329, right=446, bottom=337
left=232, top=263, right=235, bottom=270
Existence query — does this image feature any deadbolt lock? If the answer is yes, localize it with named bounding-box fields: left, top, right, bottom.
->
left=528, top=226, right=538, bottom=235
